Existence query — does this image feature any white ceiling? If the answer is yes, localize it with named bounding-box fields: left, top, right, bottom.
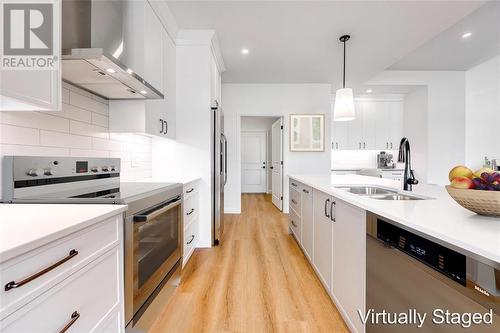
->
left=167, top=1, right=484, bottom=88
left=390, top=1, right=500, bottom=71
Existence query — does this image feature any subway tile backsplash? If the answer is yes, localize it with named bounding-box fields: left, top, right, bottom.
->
left=0, top=82, right=152, bottom=196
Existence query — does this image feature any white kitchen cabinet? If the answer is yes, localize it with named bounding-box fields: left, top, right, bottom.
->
left=331, top=99, right=404, bottom=151
left=312, top=189, right=333, bottom=291
left=0, top=215, right=124, bottom=332
left=332, top=199, right=366, bottom=333
left=332, top=120, right=349, bottom=150
left=301, top=184, right=314, bottom=261
left=183, top=179, right=200, bottom=267
left=110, top=1, right=176, bottom=139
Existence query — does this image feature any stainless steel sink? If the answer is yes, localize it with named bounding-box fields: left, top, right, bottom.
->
left=334, top=186, right=428, bottom=200
left=335, top=186, right=397, bottom=196
left=369, top=194, right=424, bottom=200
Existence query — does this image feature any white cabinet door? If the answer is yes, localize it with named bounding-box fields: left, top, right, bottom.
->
left=313, top=189, right=333, bottom=291
left=374, top=104, right=390, bottom=150
left=388, top=102, right=404, bottom=150
left=348, top=101, right=363, bottom=150
left=361, top=101, right=376, bottom=150
left=332, top=199, right=366, bottom=333
left=143, top=1, right=164, bottom=94
left=332, top=120, right=349, bottom=150
left=301, top=185, right=313, bottom=261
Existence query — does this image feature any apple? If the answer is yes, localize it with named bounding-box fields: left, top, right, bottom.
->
left=451, top=176, right=474, bottom=189
left=449, top=166, right=473, bottom=181
left=473, top=167, right=494, bottom=178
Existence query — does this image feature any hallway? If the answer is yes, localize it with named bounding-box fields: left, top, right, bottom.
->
left=150, top=194, right=349, bottom=333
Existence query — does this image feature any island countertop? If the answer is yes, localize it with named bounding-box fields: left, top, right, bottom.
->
left=288, top=174, right=500, bottom=267
left=0, top=204, right=127, bottom=263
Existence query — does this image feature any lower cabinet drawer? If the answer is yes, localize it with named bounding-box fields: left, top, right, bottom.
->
left=289, top=209, right=301, bottom=241
left=183, top=218, right=199, bottom=267
left=1, top=247, right=121, bottom=333
left=183, top=192, right=199, bottom=228
left=289, top=188, right=301, bottom=215
left=0, top=216, right=120, bottom=318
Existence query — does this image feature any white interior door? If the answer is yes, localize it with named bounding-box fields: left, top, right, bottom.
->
left=241, top=131, right=267, bottom=193
left=271, top=119, right=283, bottom=210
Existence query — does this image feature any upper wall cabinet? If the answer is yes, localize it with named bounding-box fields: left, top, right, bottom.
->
left=110, top=0, right=176, bottom=139
left=332, top=99, right=404, bottom=150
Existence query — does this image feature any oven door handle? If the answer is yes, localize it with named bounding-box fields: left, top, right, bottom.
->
left=133, top=196, right=181, bottom=223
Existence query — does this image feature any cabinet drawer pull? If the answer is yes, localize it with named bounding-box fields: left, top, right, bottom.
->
left=5, top=249, right=79, bottom=291
left=291, top=199, right=297, bottom=204
left=160, top=119, right=164, bottom=134
left=363, top=142, right=366, bottom=149
left=291, top=182, right=297, bottom=187
left=330, top=201, right=336, bottom=222
left=187, top=208, right=195, bottom=216
left=291, top=220, right=298, bottom=228
left=302, top=189, right=309, bottom=194
left=187, top=234, right=195, bottom=245
left=186, top=188, right=194, bottom=194
left=324, top=198, right=330, bottom=218
left=59, top=311, right=80, bottom=333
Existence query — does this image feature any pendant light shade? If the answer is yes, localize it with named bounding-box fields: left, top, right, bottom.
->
left=333, top=35, right=355, bottom=122
left=334, top=87, right=355, bottom=121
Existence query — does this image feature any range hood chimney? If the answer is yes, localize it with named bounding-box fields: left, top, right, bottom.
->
left=61, top=0, right=163, bottom=100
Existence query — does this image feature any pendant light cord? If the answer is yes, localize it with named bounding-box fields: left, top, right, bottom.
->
left=342, top=39, right=346, bottom=89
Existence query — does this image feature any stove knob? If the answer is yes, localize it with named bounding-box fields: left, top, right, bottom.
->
left=90, top=167, right=99, bottom=173
left=101, top=166, right=109, bottom=172
left=44, top=168, right=54, bottom=176
left=110, top=166, right=116, bottom=171
left=27, top=168, right=43, bottom=177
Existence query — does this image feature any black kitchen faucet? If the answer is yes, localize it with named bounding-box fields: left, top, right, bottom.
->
left=398, top=137, right=419, bottom=191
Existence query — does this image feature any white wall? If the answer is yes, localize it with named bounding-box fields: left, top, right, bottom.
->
left=0, top=83, right=152, bottom=198
left=332, top=150, right=398, bottom=170
left=403, top=87, right=428, bottom=183
left=367, top=71, right=465, bottom=185
left=241, top=116, right=279, bottom=193
left=465, top=55, right=500, bottom=170
left=222, top=84, right=332, bottom=213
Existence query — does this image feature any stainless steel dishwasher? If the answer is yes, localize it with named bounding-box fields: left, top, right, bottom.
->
left=366, top=216, right=499, bottom=333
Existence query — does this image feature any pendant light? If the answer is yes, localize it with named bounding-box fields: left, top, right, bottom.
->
left=333, top=34, right=355, bottom=121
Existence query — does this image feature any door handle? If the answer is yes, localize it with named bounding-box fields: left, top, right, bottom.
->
left=159, top=119, right=164, bottom=134
left=324, top=198, right=330, bottom=218
left=186, top=208, right=195, bottom=216
left=330, top=201, right=336, bottom=222
left=187, top=235, right=195, bottom=245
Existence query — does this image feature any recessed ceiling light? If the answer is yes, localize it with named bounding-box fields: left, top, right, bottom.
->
left=140, top=90, right=147, bottom=95
left=366, top=89, right=373, bottom=93
left=241, top=48, right=249, bottom=55
left=106, top=68, right=116, bottom=73
left=462, top=32, right=472, bottom=39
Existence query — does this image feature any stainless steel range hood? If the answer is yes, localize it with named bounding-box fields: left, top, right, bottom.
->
left=62, top=0, right=164, bottom=100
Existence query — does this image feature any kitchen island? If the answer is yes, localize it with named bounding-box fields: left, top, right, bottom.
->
left=288, top=174, right=500, bottom=333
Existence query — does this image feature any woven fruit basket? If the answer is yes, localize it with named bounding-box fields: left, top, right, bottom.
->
left=446, top=186, right=500, bottom=217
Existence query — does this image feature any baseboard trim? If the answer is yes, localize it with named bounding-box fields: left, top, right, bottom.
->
left=224, top=208, right=241, bottom=214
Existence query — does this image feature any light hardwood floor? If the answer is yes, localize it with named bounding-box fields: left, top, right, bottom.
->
left=149, top=194, right=350, bottom=333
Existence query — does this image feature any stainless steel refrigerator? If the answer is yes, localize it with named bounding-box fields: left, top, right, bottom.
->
left=212, top=101, right=226, bottom=245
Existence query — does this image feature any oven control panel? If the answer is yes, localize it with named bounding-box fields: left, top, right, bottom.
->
left=5, top=156, right=120, bottom=182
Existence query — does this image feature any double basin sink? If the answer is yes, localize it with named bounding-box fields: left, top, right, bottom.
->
left=334, top=186, right=426, bottom=200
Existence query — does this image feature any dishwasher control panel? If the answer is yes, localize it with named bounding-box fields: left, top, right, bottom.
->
left=377, top=219, right=466, bottom=286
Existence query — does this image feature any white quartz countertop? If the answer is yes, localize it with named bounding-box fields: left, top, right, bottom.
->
left=0, top=204, right=127, bottom=263
left=289, top=174, right=500, bottom=266
left=133, top=176, right=202, bottom=185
